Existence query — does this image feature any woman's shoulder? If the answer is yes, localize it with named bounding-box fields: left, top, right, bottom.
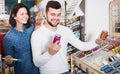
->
left=26, top=24, right=34, bottom=30
left=4, top=28, right=16, bottom=40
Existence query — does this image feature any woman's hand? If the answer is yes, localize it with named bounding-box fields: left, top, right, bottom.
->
left=4, top=55, right=14, bottom=64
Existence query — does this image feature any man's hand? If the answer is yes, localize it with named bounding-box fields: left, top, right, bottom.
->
left=48, top=41, right=61, bottom=55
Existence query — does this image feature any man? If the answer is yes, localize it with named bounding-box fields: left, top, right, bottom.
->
left=31, top=1, right=97, bottom=74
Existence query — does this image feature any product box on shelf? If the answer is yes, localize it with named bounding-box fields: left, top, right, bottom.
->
left=71, top=36, right=120, bottom=74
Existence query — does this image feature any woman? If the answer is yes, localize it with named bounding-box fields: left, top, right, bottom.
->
left=3, top=3, right=39, bottom=74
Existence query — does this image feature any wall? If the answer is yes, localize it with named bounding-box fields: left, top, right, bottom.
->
left=85, top=0, right=111, bottom=41
left=5, top=0, right=35, bottom=12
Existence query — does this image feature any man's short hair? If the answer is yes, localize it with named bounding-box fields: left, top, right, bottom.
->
left=46, top=1, right=61, bottom=12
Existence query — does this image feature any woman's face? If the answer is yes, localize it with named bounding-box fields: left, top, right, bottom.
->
left=14, top=7, right=29, bottom=25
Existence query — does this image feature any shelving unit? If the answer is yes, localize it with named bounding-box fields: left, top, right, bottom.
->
left=61, top=0, right=85, bottom=73
left=70, top=0, right=120, bottom=74
left=109, top=0, right=120, bottom=37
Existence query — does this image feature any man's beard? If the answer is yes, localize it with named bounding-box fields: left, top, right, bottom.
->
left=47, top=19, right=59, bottom=27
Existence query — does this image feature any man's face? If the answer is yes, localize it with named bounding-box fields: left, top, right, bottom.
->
left=46, top=7, right=61, bottom=27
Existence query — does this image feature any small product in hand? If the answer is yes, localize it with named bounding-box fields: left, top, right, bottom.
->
left=53, top=34, right=61, bottom=44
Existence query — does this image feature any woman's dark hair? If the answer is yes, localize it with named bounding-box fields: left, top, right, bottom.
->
left=9, top=3, right=31, bottom=28
left=46, top=1, right=61, bottom=13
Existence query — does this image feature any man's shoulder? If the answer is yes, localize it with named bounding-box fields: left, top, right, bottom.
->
left=58, top=25, right=70, bottom=30
left=31, top=26, right=44, bottom=37
left=33, top=25, right=44, bottom=33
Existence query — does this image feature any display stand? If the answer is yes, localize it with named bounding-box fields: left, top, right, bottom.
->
left=0, top=0, right=9, bottom=34
left=109, top=0, right=120, bottom=37
left=61, top=0, right=86, bottom=72
left=65, top=0, right=83, bottom=19
left=0, top=0, right=9, bottom=20
left=71, top=0, right=120, bottom=74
